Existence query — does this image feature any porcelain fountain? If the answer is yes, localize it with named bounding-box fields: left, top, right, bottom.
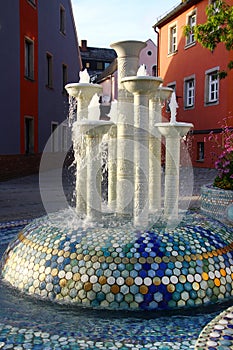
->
left=1, top=41, right=233, bottom=319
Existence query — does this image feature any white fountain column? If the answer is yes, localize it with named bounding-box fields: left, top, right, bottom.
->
left=76, top=121, right=114, bottom=221
left=156, top=92, right=193, bottom=220
left=110, top=41, right=146, bottom=216
left=66, top=82, right=103, bottom=216
left=148, top=87, right=173, bottom=213
left=122, top=76, right=163, bottom=227
left=108, top=124, right=117, bottom=211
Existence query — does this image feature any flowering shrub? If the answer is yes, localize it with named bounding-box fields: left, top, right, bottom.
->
left=207, top=117, right=233, bottom=190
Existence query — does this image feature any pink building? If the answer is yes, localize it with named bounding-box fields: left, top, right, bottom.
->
left=96, top=39, right=157, bottom=120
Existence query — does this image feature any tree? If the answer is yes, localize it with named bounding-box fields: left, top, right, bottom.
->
left=183, top=0, right=233, bottom=78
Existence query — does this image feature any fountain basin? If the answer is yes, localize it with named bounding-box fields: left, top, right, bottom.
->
left=65, top=83, right=102, bottom=99
left=158, top=86, right=173, bottom=100
left=156, top=121, right=194, bottom=138
left=1, top=211, right=233, bottom=311
left=121, top=76, right=163, bottom=95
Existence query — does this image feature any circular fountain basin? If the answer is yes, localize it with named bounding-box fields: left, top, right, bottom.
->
left=1, top=211, right=233, bottom=311
left=121, top=76, right=163, bottom=95
left=65, top=82, right=102, bottom=99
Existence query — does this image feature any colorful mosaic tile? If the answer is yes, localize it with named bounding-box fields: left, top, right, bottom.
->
left=195, top=305, right=233, bottom=349
left=1, top=211, right=233, bottom=311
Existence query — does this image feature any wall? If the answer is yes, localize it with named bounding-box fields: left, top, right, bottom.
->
left=0, top=1, right=20, bottom=154
left=157, top=0, right=233, bottom=168
left=38, top=0, right=81, bottom=153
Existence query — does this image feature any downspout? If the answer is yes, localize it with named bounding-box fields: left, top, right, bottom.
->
left=154, top=27, right=160, bottom=77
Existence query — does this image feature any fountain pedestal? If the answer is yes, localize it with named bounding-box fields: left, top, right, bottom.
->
left=110, top=41, right=146, bottom=216
left=74, top=120, right=114, bottom=221
left=149, top=87, right=173, bottom=213
left=156, top=122, right=193, bottom=220
left=122, top=76, right=163, bottom=227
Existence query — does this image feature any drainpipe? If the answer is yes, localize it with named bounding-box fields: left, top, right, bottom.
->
left=154, top=27, right=160, bottom=77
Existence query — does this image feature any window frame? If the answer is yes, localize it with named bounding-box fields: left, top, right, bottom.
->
left=197, top=142, right=205, bottom=162
left=62, top=63, right=68, bottom=93
left=185, top=10, right=197, bottom=47
left=24, top=116, right=34, bottom=154
left=24, top=37, right=34, bottom=80
left=59, top=5, right=66, bottom=35
left=184, top=75, right=195, bottom=109
left=205, top=67, right=219, bottom=105
left=46, top=52, right=53, bottom=89
left=27, top=0, right=36, bottom=7
left=51, top=122, right=59, bottom=152
left=166, top=82, right=176, bottom=113
left=168, top=21, right=178, bottom=55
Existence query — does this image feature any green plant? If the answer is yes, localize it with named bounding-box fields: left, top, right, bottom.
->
left=206, top=117, right=233, bottom=190
left=183, top=0, right=233, bottom=78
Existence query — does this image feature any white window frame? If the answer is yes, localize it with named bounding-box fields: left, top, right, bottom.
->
left=184, top=75, right=195, bottom=108
left=25, top=37, right=34, bottom=80
left=186, top=10, right=196, bottom=46
left=205, top=67, right=219, bottom=105
left=168, top=22, right=177, bottom=55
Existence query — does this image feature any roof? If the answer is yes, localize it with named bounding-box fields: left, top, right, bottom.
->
left=153, top=0, right=201, bottom=28
left=79, top=40, right=116, bottom=61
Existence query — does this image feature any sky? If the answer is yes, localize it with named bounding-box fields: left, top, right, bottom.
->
left=72, top=0, right=180, bottom=48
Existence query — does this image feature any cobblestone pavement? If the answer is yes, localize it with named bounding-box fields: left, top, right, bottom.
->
left=0, top=167, right=217, bottom=222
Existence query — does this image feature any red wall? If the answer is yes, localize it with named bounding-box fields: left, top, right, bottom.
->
left=19, top=0, right=38, bottom=154
left=158, top=0, right=233, bottom=168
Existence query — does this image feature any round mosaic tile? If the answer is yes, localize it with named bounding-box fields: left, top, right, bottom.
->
left=195, top=305, right=233, bottom=349
left=1, top=211, right=233, bottom=311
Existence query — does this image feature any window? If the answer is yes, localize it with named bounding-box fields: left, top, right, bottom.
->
left=25, top=38, right=34, bottom=79
left=205, top=68, right=219, bottom=104
left=168, top=23, right=177, bottom=54
left=85, top=62, right=90, bottom=68
left=186, top=12, right=196, bottom=46
left=197, top=142, right=204, bottom=161
left=184, top=77, right=195, bottom=108
left=152, top=65, right=157, bottom=77
left=24, top=117, right=34, bottom=154
left=51, top=122, right=59, bottom=152
left=104, top=62, right=110, bottom=69
left=46, top=53, right=53, bottom=88
left=96, top=62, right=103, bottom=70
left=166, top=83, right=176, bottom=112
left=62, top=125, right=68, bottom=151
left=28, top=0, right=36, bottom=6
left=60, top=5, right=66, bottom=34
left=62, top=64, right=68, bottom=92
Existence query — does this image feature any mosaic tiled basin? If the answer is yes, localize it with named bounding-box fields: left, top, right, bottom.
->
left=201, top=185, right=233, bottom=222
left=195, top=305, right=233, bottom=349
left=1, top=211, right=233, bottom=311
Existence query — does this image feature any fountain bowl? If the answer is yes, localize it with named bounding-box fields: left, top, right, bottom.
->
left=65, top=82, right=102, bottom=99
left=121, top=76, right=163, bottom=95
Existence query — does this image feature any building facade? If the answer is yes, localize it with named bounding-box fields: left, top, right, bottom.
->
left=153, top=0, right=233, bottom=168
left=96, top=39, right=157, bottom=120
left=0, top=0, right=81, bottom=179
left=79, top=40, right=116, bottom=83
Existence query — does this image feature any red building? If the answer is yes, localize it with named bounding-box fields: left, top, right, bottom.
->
left=153, top=0, right=233, bottom=168
left=0, top=0, right=81, bottom=180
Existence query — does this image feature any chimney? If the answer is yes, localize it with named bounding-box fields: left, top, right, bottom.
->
left=80, top=40, right=88, bottom=51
